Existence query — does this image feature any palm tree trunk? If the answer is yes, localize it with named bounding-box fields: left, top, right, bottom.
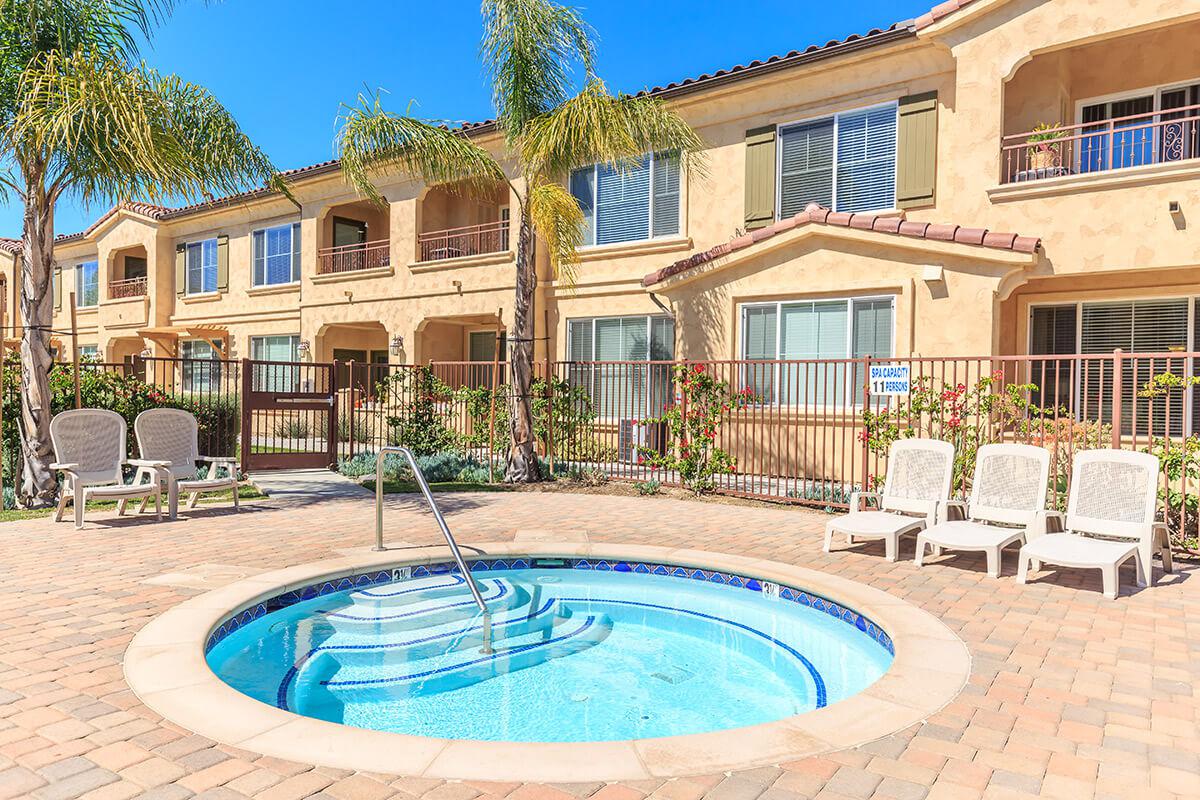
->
left=19, top=172, right=58, bottom=505
left=505, top=218, right=542, bottom=482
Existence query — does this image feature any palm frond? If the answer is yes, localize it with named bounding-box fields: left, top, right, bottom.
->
left=336, top=90, right=507, bottom=206
left=527, top=180, right=582, bottom=285
left=481, top=0, right=595, bottom=142
left=520, top=77, right=708, bottom=181
left=8, top=48, right=284, bottom=204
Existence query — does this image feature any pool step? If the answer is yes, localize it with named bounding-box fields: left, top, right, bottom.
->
left=311, top=578, right=527, bottom=634
left=290, top=603, right=610, bottom=711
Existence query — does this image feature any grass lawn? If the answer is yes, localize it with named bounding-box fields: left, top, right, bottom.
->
left=0, top=484, right=266, bottom=523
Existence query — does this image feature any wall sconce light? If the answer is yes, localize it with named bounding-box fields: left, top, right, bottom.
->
left=922, top=265, right=945, bottom=283
left=390, top=335, right=405, bottom=358
left=1169, top=200, right=1182, bottom=215
left=297, top=339, right=311, bottom=360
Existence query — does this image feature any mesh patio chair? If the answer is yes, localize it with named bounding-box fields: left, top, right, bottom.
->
left=824, top=438, right=955, bottom=561
left=1016, top=449, right=1173, bottom=599
left=50, top=408, right=164, bottom=530
left=134, top=408, right=239, bottom=519
left=914, top=443, right=1056, bottom=577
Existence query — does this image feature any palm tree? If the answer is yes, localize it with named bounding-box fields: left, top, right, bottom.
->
left=338, top=0, right=705, bottom=482
left=0, top=0, right=285, bottom=504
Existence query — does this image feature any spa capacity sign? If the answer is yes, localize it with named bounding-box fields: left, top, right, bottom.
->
left=868, top=363, right=911, bottom=397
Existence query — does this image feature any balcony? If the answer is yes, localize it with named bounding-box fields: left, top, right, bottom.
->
left=1001, top=105, right=1200, bottom=184
left=418, top=221, right=510, bottom=263
left=109, top=276, right=147, bottom=299
left=317, top=240, right=390, bottom=275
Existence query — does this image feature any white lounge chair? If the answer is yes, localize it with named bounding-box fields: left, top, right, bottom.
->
left=50, top=408, right=164, bottom=530
left=915, top=443, right=1055, bottom=578
left=825, top=438, right=955, bottom=561
left=134, top=408, right=240, bottom=519
left=1016, top=449, right=1173, bottom=599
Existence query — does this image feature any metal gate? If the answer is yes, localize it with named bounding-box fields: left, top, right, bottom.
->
left=240, top=359, right=336, bottom=471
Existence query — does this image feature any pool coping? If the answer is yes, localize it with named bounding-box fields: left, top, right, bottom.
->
left=124, top=542, right=971, bottom=782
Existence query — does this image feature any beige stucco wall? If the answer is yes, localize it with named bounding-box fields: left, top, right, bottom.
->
left=17, top=0, right=1200, bottom=370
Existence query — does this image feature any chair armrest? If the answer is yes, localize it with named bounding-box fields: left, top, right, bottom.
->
left=128, top=459, right=171, bottom=468
left=937, top=499, right=968, bottom=524
left=51, top=462, right=79, bottom=472
left=1027, top=509, right=1065, bottom=540
left=848, top=491, right=879, bottom=513
left=197, top=456, right=237, bottom=464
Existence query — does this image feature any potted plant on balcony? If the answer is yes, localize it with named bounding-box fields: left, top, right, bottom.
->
left=1027, top=122, right=1066, bottom=171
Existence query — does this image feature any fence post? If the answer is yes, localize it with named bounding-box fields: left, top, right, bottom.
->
left=488, top=328, right=501, bottom=483
left=678, top=359, right=689, bottom=485
left=860, top=356, right=871, bottom=492
left=345, top=360, right=354, bottom=458
left=544, top=357, right=554, bottom=476
left=1111, top=348, right=1123, bottom=449
left=330, top=361, right=341, bottom=467
left=239, top=357, right=251, bottom=476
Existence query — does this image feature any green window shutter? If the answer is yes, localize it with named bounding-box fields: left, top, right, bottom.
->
left=744, top=125, right=777, bottom=230
left=175, top=243, right=186, bottom=296
left=896, top=92, right=938, bottom=210
left=53, top=266, right=62, bottom=310
left=216, top=235, right=229, bottom=291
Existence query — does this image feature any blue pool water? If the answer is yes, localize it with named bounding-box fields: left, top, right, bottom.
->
left=207, top=563, right=892, bottom=742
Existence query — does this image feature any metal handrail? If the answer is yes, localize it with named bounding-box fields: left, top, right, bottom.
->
left=372, top=446, right=488, bottom=614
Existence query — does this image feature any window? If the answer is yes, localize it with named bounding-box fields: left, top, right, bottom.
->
left=251, top=335, right=301, bottom=392
left=567, top=315, right=674, bottom=418
left=185, top=239, right=218, bottom=295
left=778, top=103, right=898, bottom=216
left=1078, top=82, right=1200, bottom=173
left=75, top=261, right=99, bottom=307
left=741, top=297, right=894, bottom=405
left=253, top=223, right=300, bottom=286
left=124, top=256, right=147, bottom=280
left=1030, top=298, right=1195, bottom=434
left=570, top=153, right=680, bottom=247
left=180, top=340, right=221, bottom=392
left=79, top=345, right=98, bottom=361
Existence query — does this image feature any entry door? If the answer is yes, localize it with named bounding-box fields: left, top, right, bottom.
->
left=333, top=217, right=368, bottom=247
left=333, top=348, right=369, bottom=392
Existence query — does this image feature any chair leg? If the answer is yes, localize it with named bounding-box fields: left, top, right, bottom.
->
left=823, top=523, right=836, bottom=553
left=232, top=482, right=240, bottom=510
left=1101, top=562, right=1119, bottom=600
left=116, top=499, right=127, bottom=516
left=54, top=491, right=68, bottom=523
left=154, top=491, right=162, bottom=521
left=1016, top=550, right=1030, bottom=585
left=74, top=489, right=85, bottom=530
left=884, top=533, right=899, bottom=562
left=913, top=535, right=927, bottom=567
left=1136, top=541, right=1154, bottom=588
left=1158, top=527, right=1174, bottom=575
left=985, top=546, right=1001, bottom=579
left=137, top=496, right=150, bottom=515
left=187, top=492, right=199, bottom=509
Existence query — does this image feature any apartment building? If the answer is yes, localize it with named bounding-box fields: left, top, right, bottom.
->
left=2, top=0, right=1198, bottom=384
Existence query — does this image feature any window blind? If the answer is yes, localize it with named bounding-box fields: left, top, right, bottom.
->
left=186, top=240, right=218, bottom=294
left=76, top=262, right=99, bottom=307
left=781, top=301, right=848, bottom=406
left=836, top=106, right=898, bottom=213
left=742, top=305, right=778, bottom=402
left=651, top=153, right=681, bottom=237
left=570, top=169, right=596, bottom=247
left=779, top=118, right=834, bottom=217
left=254, top=224, right=298, bottom=286
left=595, top=157, right=651, bottom=245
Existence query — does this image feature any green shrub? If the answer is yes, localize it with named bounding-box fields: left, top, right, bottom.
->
left=634, top=480, right=661, bottom=496
left=273, top=417, right=311, bottom=440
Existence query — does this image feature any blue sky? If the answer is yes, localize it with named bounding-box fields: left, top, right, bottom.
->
left=0, top=0, right=933, bottom=238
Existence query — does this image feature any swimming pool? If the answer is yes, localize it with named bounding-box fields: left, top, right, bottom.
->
left=206, top=557, right=893, bottom=743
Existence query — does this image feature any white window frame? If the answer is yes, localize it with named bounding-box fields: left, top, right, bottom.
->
left=565, top=314, right=675, bottom=362
left=572, top=154, right=682, bottom=249
left=1026, top=295, right=1197, bottom=432
left=75, top=261, right=99, bottom=308
left=774, top=100, right=899, bottom=219
left=739, top=294, right=896, bottom=408
left=252, top=223, right=299, bottom=287
left=184, top=237, right=219, bottom=296
left=1073, top=77, right=1200, bottom=172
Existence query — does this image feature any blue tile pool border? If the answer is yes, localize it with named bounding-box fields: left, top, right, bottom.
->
left=204, top=556, right=894, bottom=657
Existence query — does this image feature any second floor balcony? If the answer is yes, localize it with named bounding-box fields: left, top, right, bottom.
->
left=109, top=276, right=147, bottom=299
left=1002, top=104, right=1200, bottom=184
left=317, top=240, right=390, bottom=274
left=417, top=220, right=510, bottom=263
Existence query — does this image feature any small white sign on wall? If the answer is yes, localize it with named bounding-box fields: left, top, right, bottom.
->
left=869, top=363, right=911, bottom=397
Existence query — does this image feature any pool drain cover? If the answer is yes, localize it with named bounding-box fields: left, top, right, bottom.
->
left=651, top=665, right=694, bottom=685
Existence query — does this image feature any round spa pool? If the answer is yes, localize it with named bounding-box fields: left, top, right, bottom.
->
left=206, top=557, right=894, bottom=743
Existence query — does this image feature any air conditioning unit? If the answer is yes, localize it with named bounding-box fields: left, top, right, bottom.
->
left=618, top=419, right=667, bottom=463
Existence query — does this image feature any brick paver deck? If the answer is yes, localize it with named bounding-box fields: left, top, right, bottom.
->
left=0, top=490, right=1196, bottom=800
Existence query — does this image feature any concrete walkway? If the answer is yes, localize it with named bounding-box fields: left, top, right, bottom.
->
left=246, top=467, right=371, bottom=503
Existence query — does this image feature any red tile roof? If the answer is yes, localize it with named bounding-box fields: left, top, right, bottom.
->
left=0, top=238, right=20, bottom=255
left=641, top=204, right=1040, bottom=287
left=40, top=22, right=921, bottom=242
left=913, top=0, right=981, bottom=30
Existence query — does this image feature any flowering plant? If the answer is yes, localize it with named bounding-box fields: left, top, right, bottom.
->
left=637, top=363, right=758, bottom=495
